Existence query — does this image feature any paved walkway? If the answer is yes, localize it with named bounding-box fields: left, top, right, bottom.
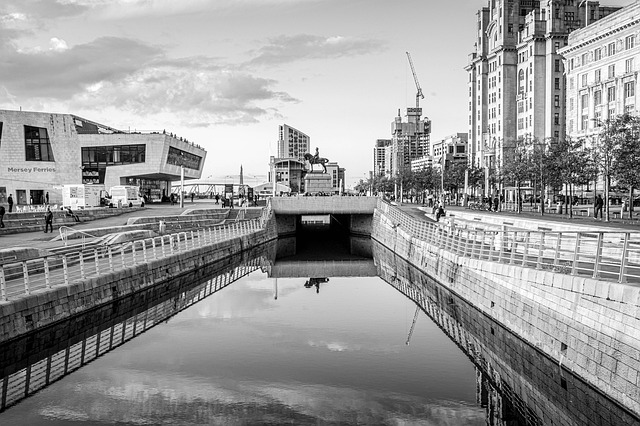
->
left=397, top=202, right=640, bottom=232
left=0, top=200, right=260, bottom=251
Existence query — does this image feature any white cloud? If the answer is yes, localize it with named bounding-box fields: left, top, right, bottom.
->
left=49, top=37, right=68, bottom=51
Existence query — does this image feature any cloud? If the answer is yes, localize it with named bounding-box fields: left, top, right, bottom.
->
left=247, top=34, right=386, bottom=66
left=0, top=0, right=88, bottom=20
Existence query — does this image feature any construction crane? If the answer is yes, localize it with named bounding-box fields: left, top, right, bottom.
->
left=405, top=305, right=421, bottom=345
left=406, top=51, right=424, bottom=109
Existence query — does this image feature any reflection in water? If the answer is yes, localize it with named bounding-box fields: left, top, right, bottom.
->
left=372, top=240, right=640, bottom=426
left=0, top=235, right=636, bottom=425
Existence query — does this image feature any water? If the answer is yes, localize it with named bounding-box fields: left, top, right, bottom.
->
left=0, top=232, right=638, bottom=425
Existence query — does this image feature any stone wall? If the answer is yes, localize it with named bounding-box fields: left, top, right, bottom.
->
left=372, top=207, right=640, bottom=418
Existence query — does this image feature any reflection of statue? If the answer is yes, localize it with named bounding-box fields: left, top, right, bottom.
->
left=304, top=277, right=329, bottom=293
left=303, top=147, right=329, bottom=173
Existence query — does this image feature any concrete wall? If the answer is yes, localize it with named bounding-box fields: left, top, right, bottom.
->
left=372, top=207, right=640, bottom=418
left=0, top=216, right=278, bottom=343
left=271, top=196, right=377, bottom=215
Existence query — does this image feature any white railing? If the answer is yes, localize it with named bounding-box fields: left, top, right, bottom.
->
left=379, top=200, right=640, bottom=284
left=0, top=217, right=268, bottom=301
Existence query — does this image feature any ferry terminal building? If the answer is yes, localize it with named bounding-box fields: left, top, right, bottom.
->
left=0, top=109, right=207, bottom=206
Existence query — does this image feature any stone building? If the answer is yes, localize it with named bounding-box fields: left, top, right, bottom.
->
left=373, top=139, right=391, bottom=177
left=561, top=1, right=640, bottom=142
left=466, top=0, right=620, bottom=194
left=389, top=108, right=431, bottom=176
left=0, top=109, right=206, bottom=206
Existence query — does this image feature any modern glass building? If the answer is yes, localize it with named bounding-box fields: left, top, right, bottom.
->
left=0, top=109, right=207, bottom=205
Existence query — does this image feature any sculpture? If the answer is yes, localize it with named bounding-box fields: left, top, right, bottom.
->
left=303, top=147, right=329, bottom=173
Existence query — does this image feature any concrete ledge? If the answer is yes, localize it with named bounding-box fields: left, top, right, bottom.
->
left=271, top=196, right=377, bottom=215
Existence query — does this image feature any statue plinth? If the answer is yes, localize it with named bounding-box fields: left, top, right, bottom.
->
left=304, top=172, right=332, bottom=195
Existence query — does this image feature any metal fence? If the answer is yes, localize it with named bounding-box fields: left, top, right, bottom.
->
left=378, top=200, right=640, bottom=284
left=0, top=214, right=270, bottom=301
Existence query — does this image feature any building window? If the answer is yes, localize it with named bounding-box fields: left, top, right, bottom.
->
left=608, top=64, right=615, bottom=79
left=608, top=86, right=616, bottom=102
left=555, top=78, right=561, bottom=90
left=569, top=98, right=574, bottom=110
left=581, top=93, right=589, bottom=110
left=555, top=59, right=561, bottom=72
left=624, top=81, right=635, bottom=98
left=581, top=73, right=588, bottom=87
left=24, top=126, right=55, bottom=162
left=626, top=35, right=635, bottom=50
left=594, top=48, right=602, bottom=61
left=581, top=114, right=589, bottom=131
left=626, top=58, right=634, bottom=73
left=555, top=95, right=560, bottom=107
left=625, top=104, right=635, bottom=114
left=554, top=113, right=560, bottom=125
left=581, top=52, right=588, bottom=65
left=608, top=43, right=616, bottom=56
left=594, top=90, right=602, bottom=105
left=167, top=146, right=202, bottom=170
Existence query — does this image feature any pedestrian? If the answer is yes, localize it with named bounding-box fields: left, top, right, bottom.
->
left=190, top=193, right=194, bottom=203
left=215, top=194, right=220, bottom=204
left=0, top=205, right=4, bottom=228
left=65, top=206, right=80, bottom=222
left=435, top=201, right=445, bottom=222
left=594, top=194, right=604, bottom=219
left=170, top=194, right=175, bottom=206
left=45, top=192, right=49, bottom=204
left=7, top=195, right=13, bottom=213
left=44, top=207, right=53, bottom=233
left=493, top=195, right=499, bottom=212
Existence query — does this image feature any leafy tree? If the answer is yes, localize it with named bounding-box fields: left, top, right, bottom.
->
left=500, top=137, right=532, bottom=213
left=443, top=162, right=466, bottom=202
left=609, top=114, right=640, bottom=218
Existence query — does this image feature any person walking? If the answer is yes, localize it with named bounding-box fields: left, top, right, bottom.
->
left=594, top=194, right=604, bottom=219
left=7, top=195, right=13, bottom=213
left=215, top=194, right=220, bottom=204
left=44, top=207, right=54, bottom=233
left=0, top=205, right=5, bottom=228
left=190, top=193, right=195, bottom=203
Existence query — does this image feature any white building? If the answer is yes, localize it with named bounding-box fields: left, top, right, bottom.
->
left=561, top=1, right=640, bottom=141
left=0, top=109, right=206, bottom=206
left=278, top=124, right=310, bottom=162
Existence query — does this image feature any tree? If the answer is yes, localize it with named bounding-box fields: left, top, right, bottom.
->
left=500, top=137, right=533, bottom=213
left=443, top=162, right=466, bottom=202
left=466, top=166, right=485, bottom=199
left=609, top=114, right=640, bottom=218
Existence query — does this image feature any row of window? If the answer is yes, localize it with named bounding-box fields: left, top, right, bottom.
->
left=82, top=144, right=146, bottom=166
left=570, top=35, right=635, bottom=70
left=572, top=82, right=636, bottom=112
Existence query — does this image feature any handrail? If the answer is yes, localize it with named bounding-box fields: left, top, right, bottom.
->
left=379, top=200, right=640, bottom=285
left=58, top=226, right=101, bottom=249
left=0, top=215, right=268, bottom=302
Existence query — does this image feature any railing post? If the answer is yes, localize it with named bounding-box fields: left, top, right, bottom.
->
left=522, top=231, right=530, bottom=267
left=161, top=236, right=166, bottom=257
left=22, top=262, right=30, bottom=294
left=463, top=229, right=470, bottom=257
left=132, top=243, right=137, bottom=265
left=79, top=252, right=85, bottom=279
left=44, top=257, right=51, bottom=288
left=152, top=238, right=157, bottom=259
left=191, top=231, right=195, bottom=249
left=509, top=231, right=517, bottom=265
left=120, top=245, right=126, bottom=269
left=497, top=230, right=505, bottom=263
left=142, top=240, right=148, bottom=263
left=94, top=248, right=100, bottom=276
left=108, top=246, right=114, bottom=272
left=537, top=232, right=544, bottom=269
left=592, top=232, right=603, bottom=278
left=618, top=232, right=630, bottom=283
left=0, top=266, right=6, bottom=301
left=62, top=255, right=69, bottom=285
left=554, top=233, right=562, bottom=268
left=571, top=233, right=581, bottom=276
left=170, top=235, right=175, bottom=254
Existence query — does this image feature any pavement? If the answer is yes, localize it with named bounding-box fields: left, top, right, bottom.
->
left=396, top=202, right=640, bottom=231
left=0, top=200, right=261, bottom=251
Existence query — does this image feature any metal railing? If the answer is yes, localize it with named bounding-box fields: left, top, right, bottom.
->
left=378, top=200, right=640, bottom=284
left=0, top=217, right=268, bottom=301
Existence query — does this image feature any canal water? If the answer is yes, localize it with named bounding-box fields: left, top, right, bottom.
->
left=0, top=225, right=638, bottom=424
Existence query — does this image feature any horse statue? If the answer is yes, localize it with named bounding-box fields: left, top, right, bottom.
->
left=303, top=151, right=329, bottom=173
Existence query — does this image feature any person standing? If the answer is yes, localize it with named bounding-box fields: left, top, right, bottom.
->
left=190, top=193, right=195, bottom=203
left=44, top=207, right=53, bottom=233
left=45, top=192, right=49, bottom=204
left=0, top=205, right=5, bottom=228
left=215, top=194, right=220, bottom=204
left=594, top=194, right=604, bottom=219
left=7, top=195, right=13, bottom=213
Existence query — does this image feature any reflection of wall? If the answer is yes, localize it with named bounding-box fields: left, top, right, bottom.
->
left=0, top=246, right=272, bottom=412
left=372, top=240, right=639, bottom=426
left=371, top=203, right=640, bottom=419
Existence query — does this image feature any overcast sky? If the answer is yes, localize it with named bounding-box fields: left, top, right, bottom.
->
left=0, top=0, right=618, bottom=187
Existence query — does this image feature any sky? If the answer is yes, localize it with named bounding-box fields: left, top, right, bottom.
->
left=0, top=0, right=493, bottom=187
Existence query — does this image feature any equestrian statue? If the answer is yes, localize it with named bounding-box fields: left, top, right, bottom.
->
left=303, top=147, right=329, bottom=173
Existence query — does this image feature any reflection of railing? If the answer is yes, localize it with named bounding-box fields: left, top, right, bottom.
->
left=0, top=259, right=263, bottom=413
left=377, top=200, right=640, bottom=284
left=374, top=240, right=639, bottom=426
left=0, top=217, right=268, bottom=301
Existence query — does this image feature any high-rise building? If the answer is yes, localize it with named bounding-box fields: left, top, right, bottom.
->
left=373, top=139, right=391, bottom=176
left=466, top=0, right=620, bottom=191
left=389, top=108, right=431, bottom=176
left=561, top=1, right=639, bottom=142
left=278, top=124, right=310, bottom=162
